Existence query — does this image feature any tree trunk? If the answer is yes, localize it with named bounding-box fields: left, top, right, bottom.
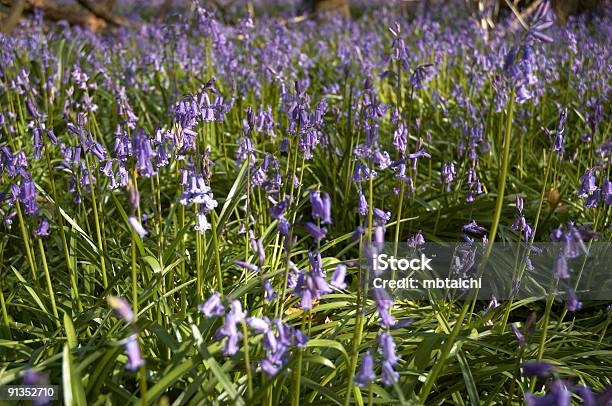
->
left=0, top=0, right=108, bottom=31
left=552, top=0, right=602, bottom=23
left=303, top=0, right=349, bottom=17
left=1, top=0, right=26, bottom=33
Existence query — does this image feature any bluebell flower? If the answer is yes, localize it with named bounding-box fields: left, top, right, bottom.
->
left=357, top=192, right=368, bottom=216
left=441, top=162, right=456, bottom=192
left=198, top=292, right=225, bottom=317
left=22, top=369, right=51, bottom=406
left=247, top=316, right=270, bottom=333
left=393, top=123, right=407, bottom=154
left=577, top=169, right=597, bottom=198
left=378, top=332, right=400, bottom=366
left=526, top=380, right=570, bottom=406
left=34, top=217, right=50, bottom=237
left=331, top=264, right=347, bottom=289
left=128, top=216, right=147, bottom=238
left=373, top=208, right=390, bottom=225
left=354, top=351, right=376, bottom=387
left=571, top=385, right=595, bottom=406
left=565, top=288, right=582, bottom=312
left=381, top=360, right=399, bottom=386
left=125, top=333, right=145, bottom=371
left=234, top=260, right=259, bottom=273
left=269, top=201, right=288, bottom=220
left=521, top=361, right=555, bottom=378
left=602, top=180, right=612, bottom=205
left=304, top=222, right=327, bottom=243
left=309, top=190, right=332, bottom=224
left=463, top=220, right=487, bottom=236
left=264, top=278, right=276, bottom=302
left=194, top=210, right=211, bottom=235
left=108, top=296, right=135, bottom=324
left=217, top=301, right=246, bottom=356
left=374, top=288, right=398, bottom=328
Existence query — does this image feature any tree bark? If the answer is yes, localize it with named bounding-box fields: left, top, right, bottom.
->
left=1, top=0, right=26, bottom=33
left=0, top=0, right=108, bottom=31
left=74, top=0, right=126, bottom=26
left=302, top=0, right=350, bottom=17
left=156, top=0, right=172, bottom=20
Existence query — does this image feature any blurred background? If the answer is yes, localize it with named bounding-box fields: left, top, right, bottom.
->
left=0, top=0, right=605, bottom=34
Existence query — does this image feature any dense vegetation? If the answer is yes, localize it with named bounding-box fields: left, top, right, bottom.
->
left=0, top=1, right=610, bottom=404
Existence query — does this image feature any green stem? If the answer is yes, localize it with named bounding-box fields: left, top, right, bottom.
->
left=241, top=320, right=254, bottom=400
left=15, top=202, right=38, bottom=280
left=38, top=238, right=60, bottom=328
left=211, top=211, right=223, bottom=294
left=418, top=300, right=470, bottom=401
left=85, top=155, right=107, bottom=288
left=486, top=87, right=515, bottom=259
left=131, top=231, right=138, bottom=320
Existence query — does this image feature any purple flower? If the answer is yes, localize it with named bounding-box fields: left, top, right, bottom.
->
left=381, top=360, right=399, bottom=386
left=565, top=288, right=582, bottom=312
left=20, top=179, right=39, bottom=215
left=511, top=324, right=526, bottom=347
left=23, top=369, right=48, bottom=385
left=571, top=385, right=595, bottom=406
left=128, top=216, right=147, bottom=238
left=304, top=222, right=327, bottom=243
left=393, top=123, right=407, bottom=154
left=269, top=201, right=288, bottom=220
left=198, top=292, right=224, bottom=317
left=34, top=217, right=50, bottom=237
left=249, top=233, right=266, bottom=266
left=463, top=220, right=487, bottom=236
left=526, top=380, right=571, bottom=406
left=375, top=289, right=396, bottom=327
left=234, top=260, right=260, bottom=273
left=407, top=231, right=425, bottom=247
left=553, top=254, right=569, bottom=279
left=264, top=278, right=276, bottom=302
left=603, top=180, right=612, bottom=205
left=108, top=296, right=135, bottom=324
left=309, top=190, right=332, bottom=224
left=294, top=253, right=331, bottom=309
left=441, top=162, right=456, bottom=192
left=354, top=351, right=376, bottom=387
left=133, top=130, right=156, bottom=177
left=195, top=210, right=211, bottom=235
left=277, top=218, right=290, bottom=237
left=373, top=208, right=390, bottom=225
left=22, top=370, right=51, bottom=406
left=521, top=361, right=555, bottom=378
left=125, top=333, right=145, bottom=371
left=577, top=169, right=597, bottom=198
left=217, top=301, right=246, bottom=356
left=357, top=192, right=368, bottom=216
left=179, top=173, right=217, bottom=211
left=247, top=316, right=270, bottom=333
left=553, top=108, right=567, bottom=153
left=378, top=332, right=400, bottom=366
left=331, top=264, right=347, bottom=289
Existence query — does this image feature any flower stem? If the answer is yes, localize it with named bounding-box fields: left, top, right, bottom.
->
left=241, top=320, right=254, bottom=400
left=211, top=210, right=223, bottom=294
left=486, top=87, right=515, bottom=259
left=38, top=238, right=60, bottom=328
left=15, top=202, right=37, bottom=280
left=85, top=155, right=107, bottom=288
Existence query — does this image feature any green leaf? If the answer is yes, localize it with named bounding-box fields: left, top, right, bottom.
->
left=62, top=344, right=87, bottom=406
left=63, top=312, right=78, bottom=349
